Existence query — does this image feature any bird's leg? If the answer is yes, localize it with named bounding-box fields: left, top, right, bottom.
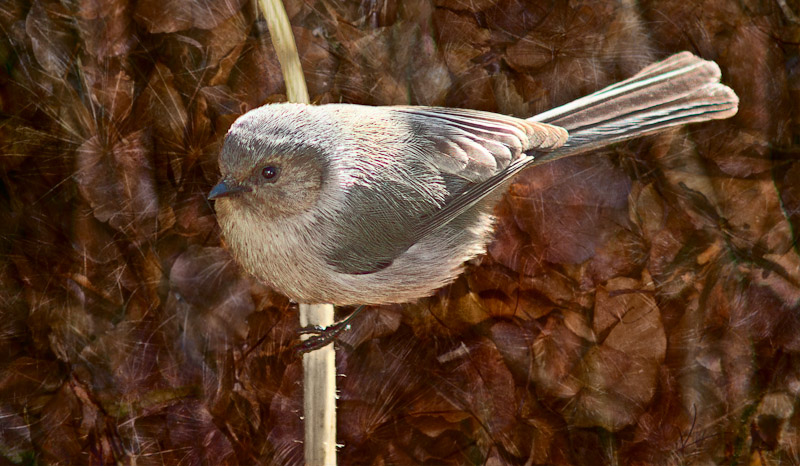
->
left=294, top=305, right=365, bottom=354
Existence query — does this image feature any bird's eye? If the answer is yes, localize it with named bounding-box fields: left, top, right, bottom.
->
left=261, top=166, right=279, bottom=181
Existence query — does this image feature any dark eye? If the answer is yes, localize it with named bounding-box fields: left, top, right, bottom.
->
left=261, top=166, right=279, bottom=181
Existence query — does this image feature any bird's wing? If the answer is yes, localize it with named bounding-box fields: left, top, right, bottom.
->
left=394, top=106, right=567, bottom=180
left=323, top=106, right=568, bottom=275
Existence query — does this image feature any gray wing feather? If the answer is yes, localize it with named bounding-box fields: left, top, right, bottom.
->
left=323, top=106, right=568, bottom=275
left=398, top=107, right=567, bottom=180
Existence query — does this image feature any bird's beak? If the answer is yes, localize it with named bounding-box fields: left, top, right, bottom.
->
left=208, top=180, right=250, bottom=200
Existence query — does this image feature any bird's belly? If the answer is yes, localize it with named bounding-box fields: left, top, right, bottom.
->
left=224, top=208, right=496, bottom=305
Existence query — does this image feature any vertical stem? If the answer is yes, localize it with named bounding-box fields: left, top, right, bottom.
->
left=299, top=303, right=337, bottom=465
left=257, top=0, right=309, bottom=104
left=256, top=1, right=335, bottom=464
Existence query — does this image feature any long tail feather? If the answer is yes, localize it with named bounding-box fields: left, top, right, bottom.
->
left=528, top=52, right=739, bottom=159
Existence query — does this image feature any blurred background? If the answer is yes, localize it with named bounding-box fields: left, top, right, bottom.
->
left=1, top=0, right=799, bottom=464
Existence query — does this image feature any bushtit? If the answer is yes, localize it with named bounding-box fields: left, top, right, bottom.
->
left=210, top=52, right=738, bottom=306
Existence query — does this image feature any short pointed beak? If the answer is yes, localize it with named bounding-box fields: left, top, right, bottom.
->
left=208, top=180, right=249, bottom=200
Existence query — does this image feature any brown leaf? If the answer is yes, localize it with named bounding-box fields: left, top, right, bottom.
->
left=0, top=405, right=32, bottom=462
left=38, top=383, right=83, bottom=464
left=437, top=0, right=497, bottom=12
left=563, top=309, right=596, bottom=343
left=628, top=182, right=666, bottom=243
left=751, top=250, right=800, bottom=308
left=780, top=161, right=800, bottom=234
left=426, top=276, right=490, bottom=329
left=338, top=399, right=380, bottom=446
left=266, top=361, right=305, bottom=464
left=201, top=11, right=249, bottom=65
left=334, top=25, right=410, bottom=105
left=228, top=38, right=286, bottom=110
left=594, top=277, right=665, bottom=362
left=587, top=226, right=647, bottom=285
left=0, top=0, right=26, bottom=30
left=433, top=337, right=519, bottom=455
left=0, top=122, right=48, bottom=172
left=753, top=392, right=794, bottom=450
left=565, top=345, right=659, bottom=431
left=488, top=320, right=534, bottom=381
left=486, top=198, right=544, bottom=278
left=699, top=129, right=774, bottom=177
left=731, top=282, right=800, bottom=351
left=433, top=9, right=490, bottom=78
left=25, top=0, right=76, bottom=76
left=75, top=130, right=159, bottom=240
left=433, top=9, right=490, bottom=46
left=0, top=357, right=63, bottom=408
left=505, top=32, right=555, bottom=71
left=137, top=63, right=189, bottom=183
left=172, top=191, right=218, bottom=238
left=408, top=33, right=451, bottom=106
left=508, top=154, right=631, bottom=265
left=119, top=399, right=237, bottom=464
left=721, top=19, right=789, bottom=157
left=531, top=312, right=587, bottom=398
left=669, top=285, right=757, bottom=444
left=139, top=63, right=188, bottom=149
left=520, top=271, right=592, bottom=310
left=439, top=37, right=487, bottom=77
left=492, top=72, right=531, bottom=117
left=337, top=305, right=403, bottom=349
left=88, top=66, right=135, bottom=127
left=134, top=0, right=248, bottom=33
left=0, top=264, right=30, bottom=363
left=503, top=2, right=613, bottom=76
left=713, top=177, right=794, bottom=254
left=166, top=246, right=254, bottom=352
left=199, top=85, right=243, bottom=118
left=445, top=67, right=497, bottom=111
left=78, top=0, right=134, bottom=58
left=484, top=0, right=551, bottom=40
left=294, top=26, right=338, bottom=99
left=467, top=263, right=556, bottom=320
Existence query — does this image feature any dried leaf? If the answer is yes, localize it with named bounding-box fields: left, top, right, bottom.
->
left=488, top=320, right=533, bottom=381
left=337, top=305, right=403, bottom=349
left=753, top=392, right=794, bottom=450
left=78, top=0, right=134, bottom=57
left=202, top=11, right=249, bottom=65
left=228, top=38, right=285, bottom=109
left=89, top=66, right=135, bottom=127
left=294, top=26, right=338, bottom=98
left=26, top=0, right=76, bottom=76
left=134, top=0, right=248, bottom=33
left=166, top=246, right=254, bottom=352
left=437, top=0, right=497, bottom=12
left=587, top=226, right=647, bottom=285
left=75, top=130, right=159, bottom=240
left=487, top=198, right=544, bottom=278
left=713, top=176, right=794, bottom=254
left=595, top=277, right=665, bottom=362
left=139, top=63, right=188, bottom=149
left=566, top=345, right=659, bottom=431
left=508, top=154, right=631, bottom=265
left=433, top=338, right=518, bottom=455
left=0, top=405, right=32, bottom=462
left=531, top=312, right=586, bottom=398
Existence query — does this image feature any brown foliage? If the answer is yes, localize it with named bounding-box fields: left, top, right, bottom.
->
left=0, top=0, right=798, bottom=464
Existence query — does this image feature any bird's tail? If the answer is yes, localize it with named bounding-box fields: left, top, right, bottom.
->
left=528, top=52, right=739, bottom=159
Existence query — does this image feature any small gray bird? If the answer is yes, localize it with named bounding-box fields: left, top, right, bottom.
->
left=209, top=52, right=738, bottom=306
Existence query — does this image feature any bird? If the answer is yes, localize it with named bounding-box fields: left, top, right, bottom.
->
left=209, top=52, right=738, bottom=306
